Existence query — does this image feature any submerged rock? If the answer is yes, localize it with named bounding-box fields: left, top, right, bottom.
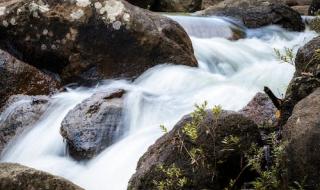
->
left=60, top=90, right=125, bottom=160
left=240, top=92, right=277, bottom=126
left=0, top=95, right=49, bottom=154
left=0, top=49, right=59, bottom=108
left=0, top=0, right=197, bottom=84
left=128, top=111, right=261, bottom=189
left=197, top=4, right=305, bottom=31
left=283, top=88, right=320, bottom=189
left=280, top=36, right=320, bottom=125
left=0, top=163, right=83, bottom=190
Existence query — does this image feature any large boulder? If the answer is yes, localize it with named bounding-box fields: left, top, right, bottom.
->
left=0, top=163, right=83, bottom=190
left=197, top=3, right=305, bottom=31
left=0, top=49, right=59, bottom=108
left=0, top=0, right=197, bottom=83
left=60, top=90, right=125, bottom=160
left=283, top=88, right=320, bottom=189
left=0, top=95, right=49, bottom=154
left=240, top=92, right=277, bottom=126
left=128, top=110, right=262, bottom=189
left=280, top=36, right=320, bottom=125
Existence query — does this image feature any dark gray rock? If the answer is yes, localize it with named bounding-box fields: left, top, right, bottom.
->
left=60, top=90, right=125, bottom=160
left=240, top=92, right=277, bottom=126
left=197, top=4, right=305, bottom=31
left=0, top=95, right=50, bottom=154
left=283, top=88, right=320, bottom=189
left=280, top=36, right=320, bottom=125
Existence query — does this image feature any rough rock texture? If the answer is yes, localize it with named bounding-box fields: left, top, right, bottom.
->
left=152, top=0, right=202, bottom=12
left=197, top=4, right=305, bottom=31
left=280, top=36, right=320, bottom=126
left=309, top=0, right=320, bottom=15
left=128, top=111, right=262, bottom=189
left=283, top=88, right=320, bottom=189
left=291, top=5, right=309, bottom=15
left=240, top=92, right=277, bottom=126
left=0, top=95, right=49, bottom=154
left=61, top=90, right=125, bottom=160
left=0, top=49, right=59, bottom=108
left=0, top=163, right=83, bottom=190
left=0, top=0, right=197, bottom=84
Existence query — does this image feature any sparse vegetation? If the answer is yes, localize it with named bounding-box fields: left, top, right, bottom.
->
left=274, top=47, right=295, bottom=65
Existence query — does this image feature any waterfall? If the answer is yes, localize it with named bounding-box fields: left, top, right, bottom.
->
left=0, top=16, right=317, bottom=190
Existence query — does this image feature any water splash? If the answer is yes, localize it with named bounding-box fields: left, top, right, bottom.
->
left=0, top=16, right=317, bottom=190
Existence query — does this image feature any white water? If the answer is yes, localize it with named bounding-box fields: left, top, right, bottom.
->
left=0, top=16, right=317, bottom=190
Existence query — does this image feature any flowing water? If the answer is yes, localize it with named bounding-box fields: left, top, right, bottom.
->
left=0, top=15, right=317, bottom=190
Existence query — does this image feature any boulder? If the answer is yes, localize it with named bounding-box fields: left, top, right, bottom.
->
left=151, top=0, right=202, bottom=12
left=0, top=163, right=83, bottom=190
left=0, top=0, right=197, bottom=83
left=128, top=110, right=262, bottom=189
left=291, top=5, right=309, bottom=15
left=0, top=95, right=49, bottom=154
left=0, top=49, right=59, bottom=108
left=280, top=36, right=320, bottom=125
left=196, top=4, right=305, bottom=31
left=240, top=92, right=277, bottom=126
left=60, top=90, right=125, bottom=160
left=283, top=88, right=320, bottom=189
left=309, top=0, right=320, bottom=15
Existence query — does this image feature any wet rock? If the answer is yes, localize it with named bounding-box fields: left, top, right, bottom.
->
left=151, top=0, right=202, bottom=12
left=0, top=49, right=59, bottom=108
left=291, top=5, right=309, bottom=15
left=0, top=163, right=83, bottom=190
left=60, top=90, right=125, bottom=160
left=197, top=4, right=305, bottom=31
left=309, top=0, right=320, bottom=15
left=283, top=88, right=320, bottom=189
left=0, top=95, right=50, bottom=154
left=0, top=0, right=197, bottom=84
left=128, top=111, right=262, bottom=189
left=240, top=92, right=277, bottom=126
left=280, top=36, right=320, bottom=125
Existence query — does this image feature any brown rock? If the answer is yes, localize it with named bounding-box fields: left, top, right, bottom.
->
left=283, top=88, right=320, bottom=189
left=0, top=49, right=59, bottom=108
left=0, top=95, right=49, bottom=154
left=0, top=0, right=197, bottom=83
left=0, top=163, right=83, bottom=190
left=128, top=111, right=262, bottom=189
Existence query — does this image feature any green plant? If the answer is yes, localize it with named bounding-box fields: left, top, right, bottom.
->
left=153, top=164, right=188, bottom=190
left=274, top=47, right=295, bottom=65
